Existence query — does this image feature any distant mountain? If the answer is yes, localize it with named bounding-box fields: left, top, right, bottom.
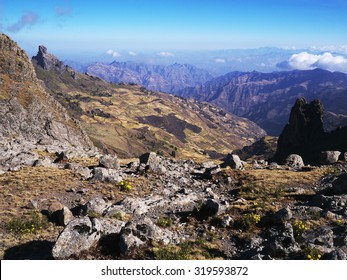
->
left=86, top=61, right=213, bottom=93
left=178, top=69, right=347, bottom=135
left=32, top=46, right=265, bottom=159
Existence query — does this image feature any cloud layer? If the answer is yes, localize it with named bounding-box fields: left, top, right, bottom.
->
left=215, top=58, right=226, bottom=63
left=106, top=49, right=120, bottom=57
left=7, top=12, right=39, bottom=33
left=157, top=51, right=174, bottom=57
left=278, top=52, right=347, bottom=73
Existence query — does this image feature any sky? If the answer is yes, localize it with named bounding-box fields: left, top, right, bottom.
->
left=1, top=0, right=347, bottom=71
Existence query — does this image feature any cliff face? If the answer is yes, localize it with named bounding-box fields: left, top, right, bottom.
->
left=0, top=33, right=93, bottom=170
left=178, top=69, right=347, bottom=135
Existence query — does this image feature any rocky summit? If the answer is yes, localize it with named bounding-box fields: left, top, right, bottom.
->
left=0, top=34, right=347, bottom=261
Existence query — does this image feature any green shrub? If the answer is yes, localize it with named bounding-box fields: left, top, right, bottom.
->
left=6, top=211, right=48, bottom=234
left=293, top=220, right=309, bottom=237
left=117, top=180, right=133, bottom=192
left=154, top=242, right=191, bottom=260
left=305, top=247, right=322, bottom=260
left=157, top=217, right=173, bottom=228
left=242, top=213, right=261, bottom=228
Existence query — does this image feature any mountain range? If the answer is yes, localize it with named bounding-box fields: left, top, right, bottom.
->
left=177, top=69, right=347, bottom=135
left=32, top=45, right=265, bottom=159
left=86, top=61, right=213, bottom=93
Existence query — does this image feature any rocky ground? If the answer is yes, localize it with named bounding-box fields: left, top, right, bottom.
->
left=1, top=148, right=346, bottom=260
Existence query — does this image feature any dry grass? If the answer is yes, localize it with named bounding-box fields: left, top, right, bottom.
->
left=0, top=165, right=154, bottom=259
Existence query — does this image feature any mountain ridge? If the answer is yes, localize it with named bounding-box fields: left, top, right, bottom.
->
left=32, top=45, right=265, bottom=159
left=86, top=60, right=213, bottom=93
left=178, top=68, right=347, bottom=135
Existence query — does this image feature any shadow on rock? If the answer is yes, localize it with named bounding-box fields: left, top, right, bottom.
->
left=4, top=240, right=54, bottom=260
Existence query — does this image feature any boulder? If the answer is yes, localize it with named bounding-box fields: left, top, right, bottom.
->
left=99, top=154, right=120, bottom=169
left=203, top=166, right=221, bottom=178
left=33, top=157, right=55, bottom=168
left=320, top=151, right=341, bottom=165
left=139, top=152, right=165, bottom=173
left=84, top=197, right=110, bottom=216
left=52, top=217, right=102, bottom=259
left=319, top=173, right=347, bottom=195
left=119, top=196, right=165, bottom=216
left=262, top=207, right=293, bottom=226
left=221, top=154, right=244, bottom=170
left=48, top=201, right=74, bottom=226
left=92, top=167, right=123, bottom=182
left=118, top=217, right=176, bottom=254
left=197, top=198, right=229, bottom=218
left=331, top=173, right=347, bottom=195
left=64, top=163, right=92, bottom=180
left=99, top=218, right=125, bottom=235
left=285, top=154, right=304, bottom=169
left=301, top=227, right=334, bottom=251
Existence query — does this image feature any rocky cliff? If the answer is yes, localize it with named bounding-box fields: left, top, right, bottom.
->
left=0, top=33, right=94, bottom=171
left=273, top=98, right=347, bottom=165
left=86, top=61, right=213, bottom=93
left=178, top=69, right=347, bottom=135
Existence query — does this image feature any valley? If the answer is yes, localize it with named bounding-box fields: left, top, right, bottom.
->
left=0, top=33, right=347, bottom=261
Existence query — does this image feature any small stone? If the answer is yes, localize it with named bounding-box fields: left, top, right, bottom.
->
left=221, top=216, right=233, bottom=227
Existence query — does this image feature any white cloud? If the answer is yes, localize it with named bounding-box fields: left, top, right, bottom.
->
left=215, top=58, right=226, bottom=63
left=106, top=49, right=120, bottom=57
left=128, top=51, right=137, bottom=56
left=310, top=45, right=347, bottom=54
left=7, top=12, right=39, bottom=33
left=158, top=51, right=174, bottom=57
left=278, top=52, right=347, bottom=73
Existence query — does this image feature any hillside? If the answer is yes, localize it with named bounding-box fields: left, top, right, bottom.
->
left=1, top=34, right=347, bottom=261
left=0, top=33, right=94, bottom=172
left=86, top=60, right=213, bottom=93
left=178, top=69, right=347, bottom=135
left=32, top=46, right=265, bottom=159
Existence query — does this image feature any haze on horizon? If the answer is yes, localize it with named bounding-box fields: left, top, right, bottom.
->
left=1, top=0, right=347, bottom=74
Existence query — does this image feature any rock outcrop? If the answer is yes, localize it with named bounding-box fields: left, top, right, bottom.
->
left=273, top=98, right=347, bottom=165
left=32, top=45, right=65, bottom=71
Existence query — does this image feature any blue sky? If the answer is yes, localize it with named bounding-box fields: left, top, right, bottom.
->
left=1, top=0, right=347, bottom=58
